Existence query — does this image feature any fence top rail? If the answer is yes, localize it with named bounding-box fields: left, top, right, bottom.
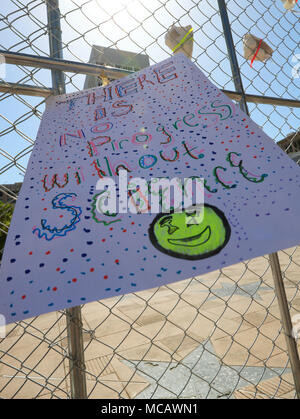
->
left=0, top=50, right=134, bottom=79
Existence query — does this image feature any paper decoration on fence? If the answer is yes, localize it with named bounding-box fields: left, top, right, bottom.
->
left=243, top=34, right=273, bottom=64
left=2, top=53, right=300, bottom=324
left=281, top=0, right=297, bottom=10
left=165, top=24, right=194, bottom=59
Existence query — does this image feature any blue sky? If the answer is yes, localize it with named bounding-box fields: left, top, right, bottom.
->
left=0, top=0, right=299, bottom=184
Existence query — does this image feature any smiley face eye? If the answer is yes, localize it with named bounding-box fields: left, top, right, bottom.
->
left=159, top=216, right=173, bottom=227
left=185, top=210, right=197, bottom=217
left=159, top=216, right=179, bottom=235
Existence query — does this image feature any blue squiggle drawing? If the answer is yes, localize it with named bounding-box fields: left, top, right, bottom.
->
left=33, top=193, right=82, bottom=241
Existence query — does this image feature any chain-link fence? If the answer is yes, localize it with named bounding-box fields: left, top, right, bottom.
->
left=0, top=0, right=300, bottom=399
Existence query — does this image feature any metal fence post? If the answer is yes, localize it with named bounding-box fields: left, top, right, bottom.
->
left=46, top=0, right=65, bottom=95
left=269, top=253, right=300, bottom=398
left=46, top=0, right=87, bottom=399
left=217, top=0, right=249, bottom=115
left=217, top=0, right=300, bottom=399
left=66, top=306, right=88, bottom=399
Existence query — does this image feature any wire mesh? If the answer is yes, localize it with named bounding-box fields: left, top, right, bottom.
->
left=0, top=0, right=300, bottom=399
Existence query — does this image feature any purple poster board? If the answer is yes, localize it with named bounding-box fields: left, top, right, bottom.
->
left=1, top=53, right=300, bottom=324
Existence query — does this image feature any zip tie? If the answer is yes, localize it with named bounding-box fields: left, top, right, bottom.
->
left=172, top=27, right=193, bottom=53
left=250, top=38, right=263, bottom=67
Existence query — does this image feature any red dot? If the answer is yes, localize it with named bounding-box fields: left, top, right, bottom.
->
left=21, top=295, right=26, bottom=300
left=109, top=228, right=113, bottom=231
left=104, top=275, right=108, bottom=279
left=70, top=249, right=74, bottom=252
left=90, top=268, right=94, bottom=272
left=237, top=135, right=240, bottom=138
left=72, top=278, right=77, bottom=282
left=245, top=125, right=249, bottom=128
left=253, top=156, right=257, bottom=159
left=59, top=215, right=63, bottom=218
left=246, top=145, right=250, bottom=148
left=45, top=251, right=51, bottom=255
left=53, top=287, right=57, bottom=291
left=56, top=267, right=60, bottom=272
left=43, top=208, right=47, bottom=211
left=29, top=251, right=33, bottom=255
left=251, top=132, right=255, bottom=134
left=123, top=229, right=127, bottom=233
left=102, top=238, right=106, bottom=242
left=115, top=259, right=119, bottom=264
left=131, top=222, right=135, bottom=225
left=261, top=147, right=264, bottom=150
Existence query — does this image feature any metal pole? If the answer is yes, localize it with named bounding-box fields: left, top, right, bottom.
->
left=66, top=306, right=87, bottom=399
left=46, top=0, right=87, bottom=399
left=217, top=0, right=249, bottom=115
left=46, top=0, right=65, bottom=95
left=269, top=253, right=300, bottom=399
left=218, top=0, right=300, bottom=399
left=1, top=50, right=134, bottom=80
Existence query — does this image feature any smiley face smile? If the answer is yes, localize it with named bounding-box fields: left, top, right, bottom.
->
left=168, top=225, right=211, bottom=247
left=148, top=204, right=231, bottom=260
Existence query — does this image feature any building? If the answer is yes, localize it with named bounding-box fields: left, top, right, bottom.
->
left=277, top=130, right=300, bottom=164
left=84, top=45, right=150, bottom=89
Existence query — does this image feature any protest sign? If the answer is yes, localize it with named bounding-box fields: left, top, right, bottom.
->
left=1, top=53, right=300, bottom=324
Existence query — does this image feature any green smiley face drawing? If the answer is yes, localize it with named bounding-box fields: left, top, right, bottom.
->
left=148, top=204, right=231, bottom=260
